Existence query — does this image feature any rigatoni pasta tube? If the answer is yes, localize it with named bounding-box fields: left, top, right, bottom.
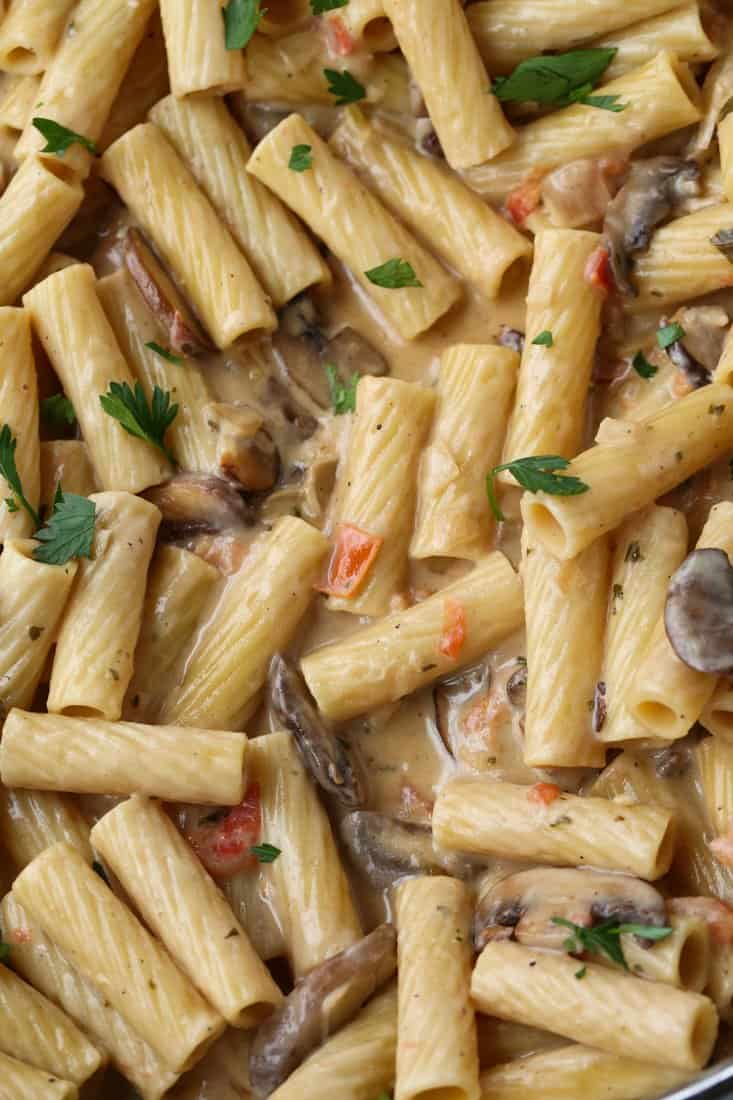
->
left=161, top=516, right=328, bottom=731
left=336, top=0, right=396, bottom=51
left=411, top=345, right=517, bottom=560
left=249, top=732, right=362, bottom=977
left=23, top=265, right=170, bottom=492
left=0, top=710, right=247, bottom=805
left=720, top=116, right=733, bottom=205
left=523, top=383, right=733, bottom=560
left=0, top=1052, right=77, bottom=1100
left=0, top=539, right=77, bottom=713
left=471, top=941, right=717, bottom=1070
left=499, top=230, right=603, bottom=475
left=715, top=324, right=733, bottom=387
left=159, top=0, right=247, bottom=97
left=0, top=788, right=92, bottom=871
left=696, top=737, right=733, bottom=838
left=619, top=916, right=710, bottom=992
left=394, top=877, right=479, bottom=1100
left=633, top=203, right=733, bottom=310
left=328, top=376, right=435, bottom=615
left=100, top=124, right=276, bottom=348
left=628, top=502, right=733, bottom=740
left=92, top=796, right=282, bottom=1028
left=302, top=552, right=524, bottom=721
left=246, top=114, right=461, bottom=341
left=1, top=893, right=180, bottom=1100
left=596, top=4, right=717, bottom=81
left=433, top=778, right=676, bottom=879
left=462, top=53, right=700, bottom=203
left=12, top=843, right=225, bottom=1073
left=40, top=442, right=98, bottom=510
left=520, top=521, right=608, bottom=767
left=0, top=73, right=39, bottom=143
left=47, top=492, right=160, bottom=720
left=330, top=108, right=531, bottom=300
left=0, top=0, right=78, bottom=74
left=701, top=679, right=733, bottom=741
left=0, top=309, right=38, bottom=541
left=149, top=94, right=330, bottom=308
left=0, top=157, right=83, bottom=308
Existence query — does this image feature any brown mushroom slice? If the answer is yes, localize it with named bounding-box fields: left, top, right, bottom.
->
left=272, top=333, right=331, bottom=410
left=143, top=473, right=252, bottom=537
left=340, top=811, right=468, bottom=888
left=675, top=307, right=729, bottom=374
left=208, top=403, right=281, bottom=493
left=321, top=325, right=389, bottom=379
left=249, top=924, right=397, bottom=1099
left=665, top=549, right=733, bottom=674
left=433, top=661, right=491, bottom=756
left=123, top=227, right=211, bottom=356
left=474, top=868, right=667, bottom=952
left=498, top=326, right=524, bottom=354
left=268, top=654, right=365, bottom=808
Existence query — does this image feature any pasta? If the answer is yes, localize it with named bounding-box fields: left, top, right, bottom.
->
left=0, top=308, right=38, bottom=541
left=0, top=0, right=77, bottom=75
left=158, top=0, right=246, bottom=97
left=0, top=1052, right=78, bottom=1100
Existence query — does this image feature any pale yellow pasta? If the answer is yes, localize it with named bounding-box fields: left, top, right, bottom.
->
left=701, top=678, right=733, bottom=741
left=12, top=842, right=225, bottom=1073
left=715, top=320, right=733, bottom=387
left=628, top=502, right=733, bottom=740
left=0, top=73, right=38, bottom=143
left=0, top=308, right=38, bottom=540
left=0, top=539, right=77, bottom=712
left=471, top=942, right=717, bottom=1070
left=23, top=265, right=171, bottom=492
left=707, top=940, right=733, bottom=1023
left=268, top=986, right=397, bottom=1100
left=500, top=230, right=603, bottom=480
left=462, top=53, right=701, bottom=203
left=520, top=520, right=608, bottom=767
left=394, top=876, right=479, bottom=1100
left=158, top=0, right=246, bottom=97
left=0, top=788, right=92, bottom=871
left=0, top=157, right=82, bottom=307
left=381, top=0, right=513, bottom=169
left=249, top=731, right=362, bottom=977
left=0, top=0, right=76, bottom=74
left=39, top=441, right=97, bottom=511
left=302, top=552, right=524, bottom=721
left=0, top=710, right=247, bottom=805
left=599, top=506, right=688, bottom=744
left=97, top=268, right=219, bottom=474
left=47, top=492, right=160, bottom=720
left=125, top=545, right=219, bottom=723
left=633, top=203, right=733, bottom=310
left=246, top=114, right=461, bottom=341
left=719, top=115, right=733, bottom=205
left=0, top=1052, right=77, bottom=1100
left=523, top=383, right=733, bottom=560
left=596, top=4, right=718, bottom=81
left=477, top=1019, right=565, bottom=1068
left=331, top=108, right=531, bottom=300
left=478, top=1044, right=694, bottom=1100
left=433, top=778, right=676, bottom=879
left=98, top=10, right=169, bottom=152
left=327, top=376, right=435, bottom=615
left=0, top=962, right=103, bottom=1084
left=160, top=516, right=327, bottom=731
left=92, top=796, right=282, bottom=1028
left=149, top=94, right=330, bottom=308
left=697, top=737, right=733, bottom=838
left=411, top=344, right=518, bottom=560
left=100, top=124, right=276, bottom=347
left=335, top=0, right=396, bottom=51
left=619, top=916, right=710, bottom=993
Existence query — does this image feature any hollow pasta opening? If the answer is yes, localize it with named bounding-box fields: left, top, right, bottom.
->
left=690, top=1000, right=718, bottom=1065
left=635, top=701, right=679, bottom=736
left=2, top=47, right=37, bottom=71
left=709, top=709, right=733, bottom=737
left=523, top=501, right=567, bottom=558
left=42, top=157, right=79, bottom=186
left=678, top=925, right=711, bottom=993
left=260, top=0, right=309, bottom=27
left=654, top=819, right=678, bottom=879
left=60, top=705, right=106, bottom=719
left=362, top=17, right=396, bottom=50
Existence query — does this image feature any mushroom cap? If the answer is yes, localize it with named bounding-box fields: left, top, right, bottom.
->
left=665, top=548, right=733, bottom=674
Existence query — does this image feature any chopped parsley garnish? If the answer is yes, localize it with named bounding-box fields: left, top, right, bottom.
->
left=325, top=364, right=359, bottom=414
left=145, top=341, right=183, bottom=365
left=312, top=0, right=349, bottom=11
left=223, top=0, right=266, bottom=49
left=492, top=49, right=624, bottom=111
left=0, top=423, right=40, bottom=527
left=552, top=916, right=672, bottom=970
left=657, top=322, right=684, bottom=350
left=324, top=68, right=366, bottom=105
left=100, top=381, right=178, bottom=466
left=365, top=258, right=422, bottom=289
left=532, top=330, right=554, bottom=347
left=0, top=942, right=9, bottom=962
left=32, top=118, right=97, bottom=157
left=581, top=95, right=625, bottom=113
left=289, top=143, right=313, bottom=172
left=632, top=351, right=657, bottom=379
left=41, top=393, right=76, bottom=427
left=250, top=843, right=281, bottom=863
left=486, top=454, right=589, bottom=522
left=33, top=485, right=96, bottom=566
left=574, top=966, right=587, bottom=980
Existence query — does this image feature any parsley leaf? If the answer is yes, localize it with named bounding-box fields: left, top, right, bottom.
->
left=582, top=94, right=626, bottom=113
left=223, top=0, right=266, bottom=49
left=532, top=330, right=554, bottom=347
left=0, top=942, right=9, bottom=962
left=552, top=916, right=672, bottom=971
left=41, top=393, right=76, bottom=427
left=365, top=258, right=422, bottom=289
left=575, top=966, right=586, bottom=979
left=324, top=68, right=366, bottom=105
left=493, top=49, right=617, bottom=108
left=145, top=341, right=183, bottom=366
left=632, top=351, right=657, bottom=379
left=0, top=424, right=39, bottom=527
left=250, top=843, right=281, bottom=863
left=33, top=486, right=96, bottom=566
left=289, top=143, right=313, bottom=172
left=32, top=118, right=97, bottom=157
left=486, top=454, right=589, bottom=522
left=657, top=322, right=684, bottom=349
left=312, top=0, right=349, bottom=11
left=100, top=381, right=178, bottom=466
left=325, top=364, right=359, bottom=414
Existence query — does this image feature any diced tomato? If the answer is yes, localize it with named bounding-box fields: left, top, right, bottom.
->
left=504, top=178, right=542, bottom=227
left=438, top=597, right=466, bottom=660
left=186, top=782, right=261, bottom=880
left=10, top=927, right=32, bottom=944
left=527, top=782, right=562, bottom=807
left=325, top=14, right=354, bottom=56
left=669, top=897, right=733, bottom=945
left=317, top=523, right=383, bottom=598
left=584, top=246, right=614, bottom=294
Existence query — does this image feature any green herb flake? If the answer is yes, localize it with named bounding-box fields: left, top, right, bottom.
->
left=33, top=486, right=96, bottom=566
left=250, top=842, right=281, bottom=863
left=312, top=0, right=349, bottom=11
left=551, top=916, right=672, bottom=971
left=0, top=942, right=10, bottom=962
left=532, top=330, right=554, bottom=347
left=657, top=322, right=684, bottom=350
left=325, top=364, right=359, bottom=415
left=100, top=381, right=178, bottom=466
left=145, top=341, right=183, bottom=365
left=581, top=94, right=626, bottom=112
left=324, top=68, right=366, bottom=105
left=492, top=48, right=617, bottom=108
left=32, top=117, right=97, bottom=157
left=223, top=0, right=266, bottom=50
left=574, top=966, right=587, bottom=980
left=632, top=351, right=657, bottom=379
left=41, top=393, right=76, bottom=427
left=0, top=423, right=40, bottom=527
left=288, top=143, right=313, bottom=172
left=486, top=454, right=589, bottom=522
left=365, top=258, right=422, bottom=288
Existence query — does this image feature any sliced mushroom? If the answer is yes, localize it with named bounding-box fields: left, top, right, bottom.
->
left=433, top=662, right=491, bottom=756
left=664, top=336, right=711, bottom=390
left=249, top=925, right=397, bottom=1099
left=143, top=474, right=252, bottom=537
left=674, top=307, right=729, bottom=375
left=665, top=548, right=733, bottom=674
left=505, top=659, right=527, bottom=707
left=123, top=228, right=211, bottom=356
left=208, top=403, right=281, bottom=493
left=268, top=654, right=365, bottom=808
left=279, top=295, right=324, bottom=347
left=540, top=157, right=621, bottom=229
left=272, top=334, right=331, bottom=410
left=592, top=681, right=607, bottom=733
left=266, top=376, right=320, bottom=440
left=321, top=326, right=389, bottom=379
left=474, top=867, right=667, bottom=951
left=603, top=158, right=700, bottom=296
left=340, top=811, right=469, bottom=888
